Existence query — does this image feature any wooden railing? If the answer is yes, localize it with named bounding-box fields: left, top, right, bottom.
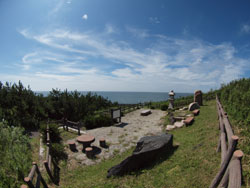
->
left=21, top=162, right=48, bottom=188
left=209, top=96, right=243, bottom=188
left=64, top=119, right=82, bottom=135
left=21, top=123, right=60, bottom=188
left=43, top=124, right=60, bottom=185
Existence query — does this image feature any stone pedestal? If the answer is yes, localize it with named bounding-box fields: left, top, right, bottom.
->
left=194, top=90, right=203, bottom=106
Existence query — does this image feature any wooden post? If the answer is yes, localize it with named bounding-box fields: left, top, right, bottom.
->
left=77, top=122, right=81, bottom=135
left=228, top=150, right=243, bottom=188
left=209, top=135, right=238, bottom=188
left=220, top=132, right=227, bottom=164
left=34, top=162, right=48, bottom=188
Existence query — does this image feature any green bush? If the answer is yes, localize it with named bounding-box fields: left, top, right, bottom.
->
left=40, top=123, right=61, bottom=144
left=84, top=114, right=113, bottom=129
left=50, top=143, right=68, bottom=161
left=0, top=122, right=32, bottom=188
left=161, top=104, right=168, bottom=111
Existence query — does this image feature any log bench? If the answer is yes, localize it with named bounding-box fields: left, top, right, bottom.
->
left=141, top=110, right=151, bottom=116
left=192, top=109, right=200, bottom=116
left=184, top=117, right=194, bottom=125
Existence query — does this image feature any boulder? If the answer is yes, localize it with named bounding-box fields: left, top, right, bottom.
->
left=174, top=121, right=184, bottom=128
left=166, top=125, right=176, bottom=131
left=188, top=102, right=200, bottom=111
left=107, top=134, right=173, bottom=178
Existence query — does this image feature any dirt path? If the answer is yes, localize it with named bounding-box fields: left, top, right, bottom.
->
left=66, top=108, right=166, bottom=167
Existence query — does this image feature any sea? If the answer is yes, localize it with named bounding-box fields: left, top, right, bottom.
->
left=36, top=91, right=192, bottom=104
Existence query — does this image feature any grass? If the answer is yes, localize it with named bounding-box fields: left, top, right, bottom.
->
left=59, top=129, right=80, bottom=142
left=56, top=100, right=223, bottom=188
left=30, top=135, right=40, bottom=163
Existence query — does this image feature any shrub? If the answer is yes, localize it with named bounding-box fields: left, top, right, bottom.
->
left=0, top=122, right=32, bottom=188
left=150, top=106, right=155, bottom=109
left=161, top=104, right=168, bottom=111
left=40, top=123, right=61, bottom=144
left=84, top=114, right=113, bottom=129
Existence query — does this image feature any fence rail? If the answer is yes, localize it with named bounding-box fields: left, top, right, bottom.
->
left=209, top=95, right=243, bottom=188
left=21, top=162, right=48, bottom=188
left=21, top=123, right=59, bottom=188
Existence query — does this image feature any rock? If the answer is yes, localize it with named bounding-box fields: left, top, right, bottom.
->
left=166, top=125, right=176, bottom=131
left=168, top=112, right=175, bottom=125
left=174, top=116, right=185, bottom=121
left=76, top=154, right=86, bottom=161
left=174, top=121, right=184, bottom=128
left=107, top=134, right=173, bottom=178
left=188, top=102, right=200, bottom=111
left=182, top=106, right=188, bottom=110
left=194, top=90, right=203, bottom=106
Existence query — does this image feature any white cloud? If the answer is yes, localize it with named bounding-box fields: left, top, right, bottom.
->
left=149, top=17, right=160, bottom=24
left=126, top=26, right=149, bottom=38
left=241, top=24, right=250, bottom=34
left=17, top=27, right=250, bottom=92
left=105, top=24, right=117, bottom=34
left=82, top=14, right=88, bottom=20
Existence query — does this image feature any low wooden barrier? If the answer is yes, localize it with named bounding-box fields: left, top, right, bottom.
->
left=21, top=162, right=48, bottom=188
left=63, top=119, right=81, bottom=135
left=209, top=96, right=243, bottom=188
left=43, top=125, right=60, bottom=185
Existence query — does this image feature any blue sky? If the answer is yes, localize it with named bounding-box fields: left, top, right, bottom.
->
left=0, top=0, right=250, bottom=92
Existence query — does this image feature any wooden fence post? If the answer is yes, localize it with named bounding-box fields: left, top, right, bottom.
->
left=228, top=150, right=244, bottom=188
left=209, top=135, right=238, bottom=188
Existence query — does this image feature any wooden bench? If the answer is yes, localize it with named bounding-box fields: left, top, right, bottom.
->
left=184, top=117, right=194, bottom=125
left=192, top=109, right=200, bottom=116
left=141, top=110, right=151, bottom=116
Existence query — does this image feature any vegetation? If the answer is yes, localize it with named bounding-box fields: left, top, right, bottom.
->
left=0, top=81, right=113, bottom=130
left=1, top=78, right=249, bottom=187
left=40, top=123, right=67, bottom=162
left=84, top=114, right=114, bottom=129
left=0, top=122, right=32, bottom=188
left=58, top=100, right=221, bottom=188
left=217, top=78, right=250, bottom=184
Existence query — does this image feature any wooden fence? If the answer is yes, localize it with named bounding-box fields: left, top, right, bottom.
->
left=21, top=162, right=48, bottom=188
left=43, top=124, right=60, bottom=185
left=209, top=96, right=243, bottom=188
left=21, top=123, right=59, bottom=188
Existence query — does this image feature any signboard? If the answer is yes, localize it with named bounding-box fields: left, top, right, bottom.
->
left=112, top=109, right=121, bottom=119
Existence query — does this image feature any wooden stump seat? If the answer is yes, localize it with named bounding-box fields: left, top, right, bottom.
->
left=99, top=138, right=106, bottom=148
left=68, top=141, right=76, bottom=151
left=85, top=147, right=93, bottom=158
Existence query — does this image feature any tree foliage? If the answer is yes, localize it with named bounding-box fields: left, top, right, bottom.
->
left=0, top=81, right=112, bottom=130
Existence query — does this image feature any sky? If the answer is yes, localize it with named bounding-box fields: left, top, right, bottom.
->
left=0, top=0, right=250, bottom=92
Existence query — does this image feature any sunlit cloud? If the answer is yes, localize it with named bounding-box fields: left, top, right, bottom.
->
left=82, top=14, right=88, bottom=20
left=17, top=26, right=250, bottom=92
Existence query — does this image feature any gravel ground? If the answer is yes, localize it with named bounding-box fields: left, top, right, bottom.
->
left=66, top=108, right=166, bottom=167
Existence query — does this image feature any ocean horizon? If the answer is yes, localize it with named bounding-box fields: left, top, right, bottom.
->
left=35, top=91, right=192, bottom=104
